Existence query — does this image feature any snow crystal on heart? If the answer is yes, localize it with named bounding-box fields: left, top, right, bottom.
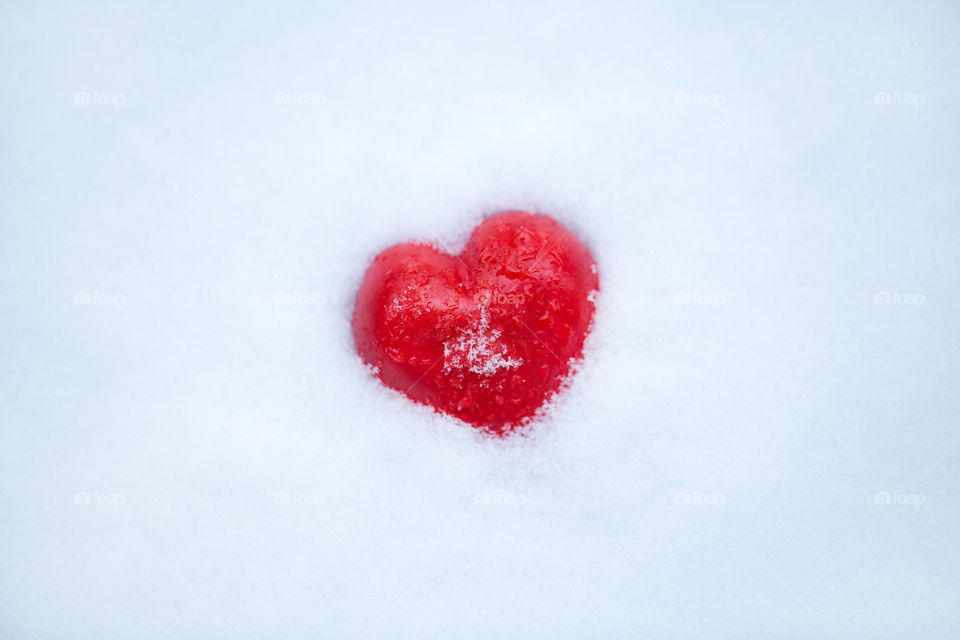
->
left=443, top=310, right=522, bottom=376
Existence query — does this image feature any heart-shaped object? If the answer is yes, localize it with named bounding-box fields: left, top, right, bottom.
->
left=352, top=211, right=599, bottom=435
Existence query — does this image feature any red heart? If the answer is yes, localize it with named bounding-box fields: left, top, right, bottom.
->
left=352, top=211, right=599, bottom=435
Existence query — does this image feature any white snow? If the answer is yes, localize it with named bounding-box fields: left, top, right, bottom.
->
left=443, top=308, right=522, bottom=376
left=1, top=1, right=959, bottom=638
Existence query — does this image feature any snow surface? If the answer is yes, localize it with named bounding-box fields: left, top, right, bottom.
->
left=1, top=0, right=960, bottom=638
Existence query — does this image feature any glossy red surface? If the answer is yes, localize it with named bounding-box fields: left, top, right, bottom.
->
left=352, top=211, right=599, bottom=435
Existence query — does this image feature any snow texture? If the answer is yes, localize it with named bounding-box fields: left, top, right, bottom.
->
left=1, top=0, right=960, bottom=638
left=443, top=308, right=523, bottom=377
